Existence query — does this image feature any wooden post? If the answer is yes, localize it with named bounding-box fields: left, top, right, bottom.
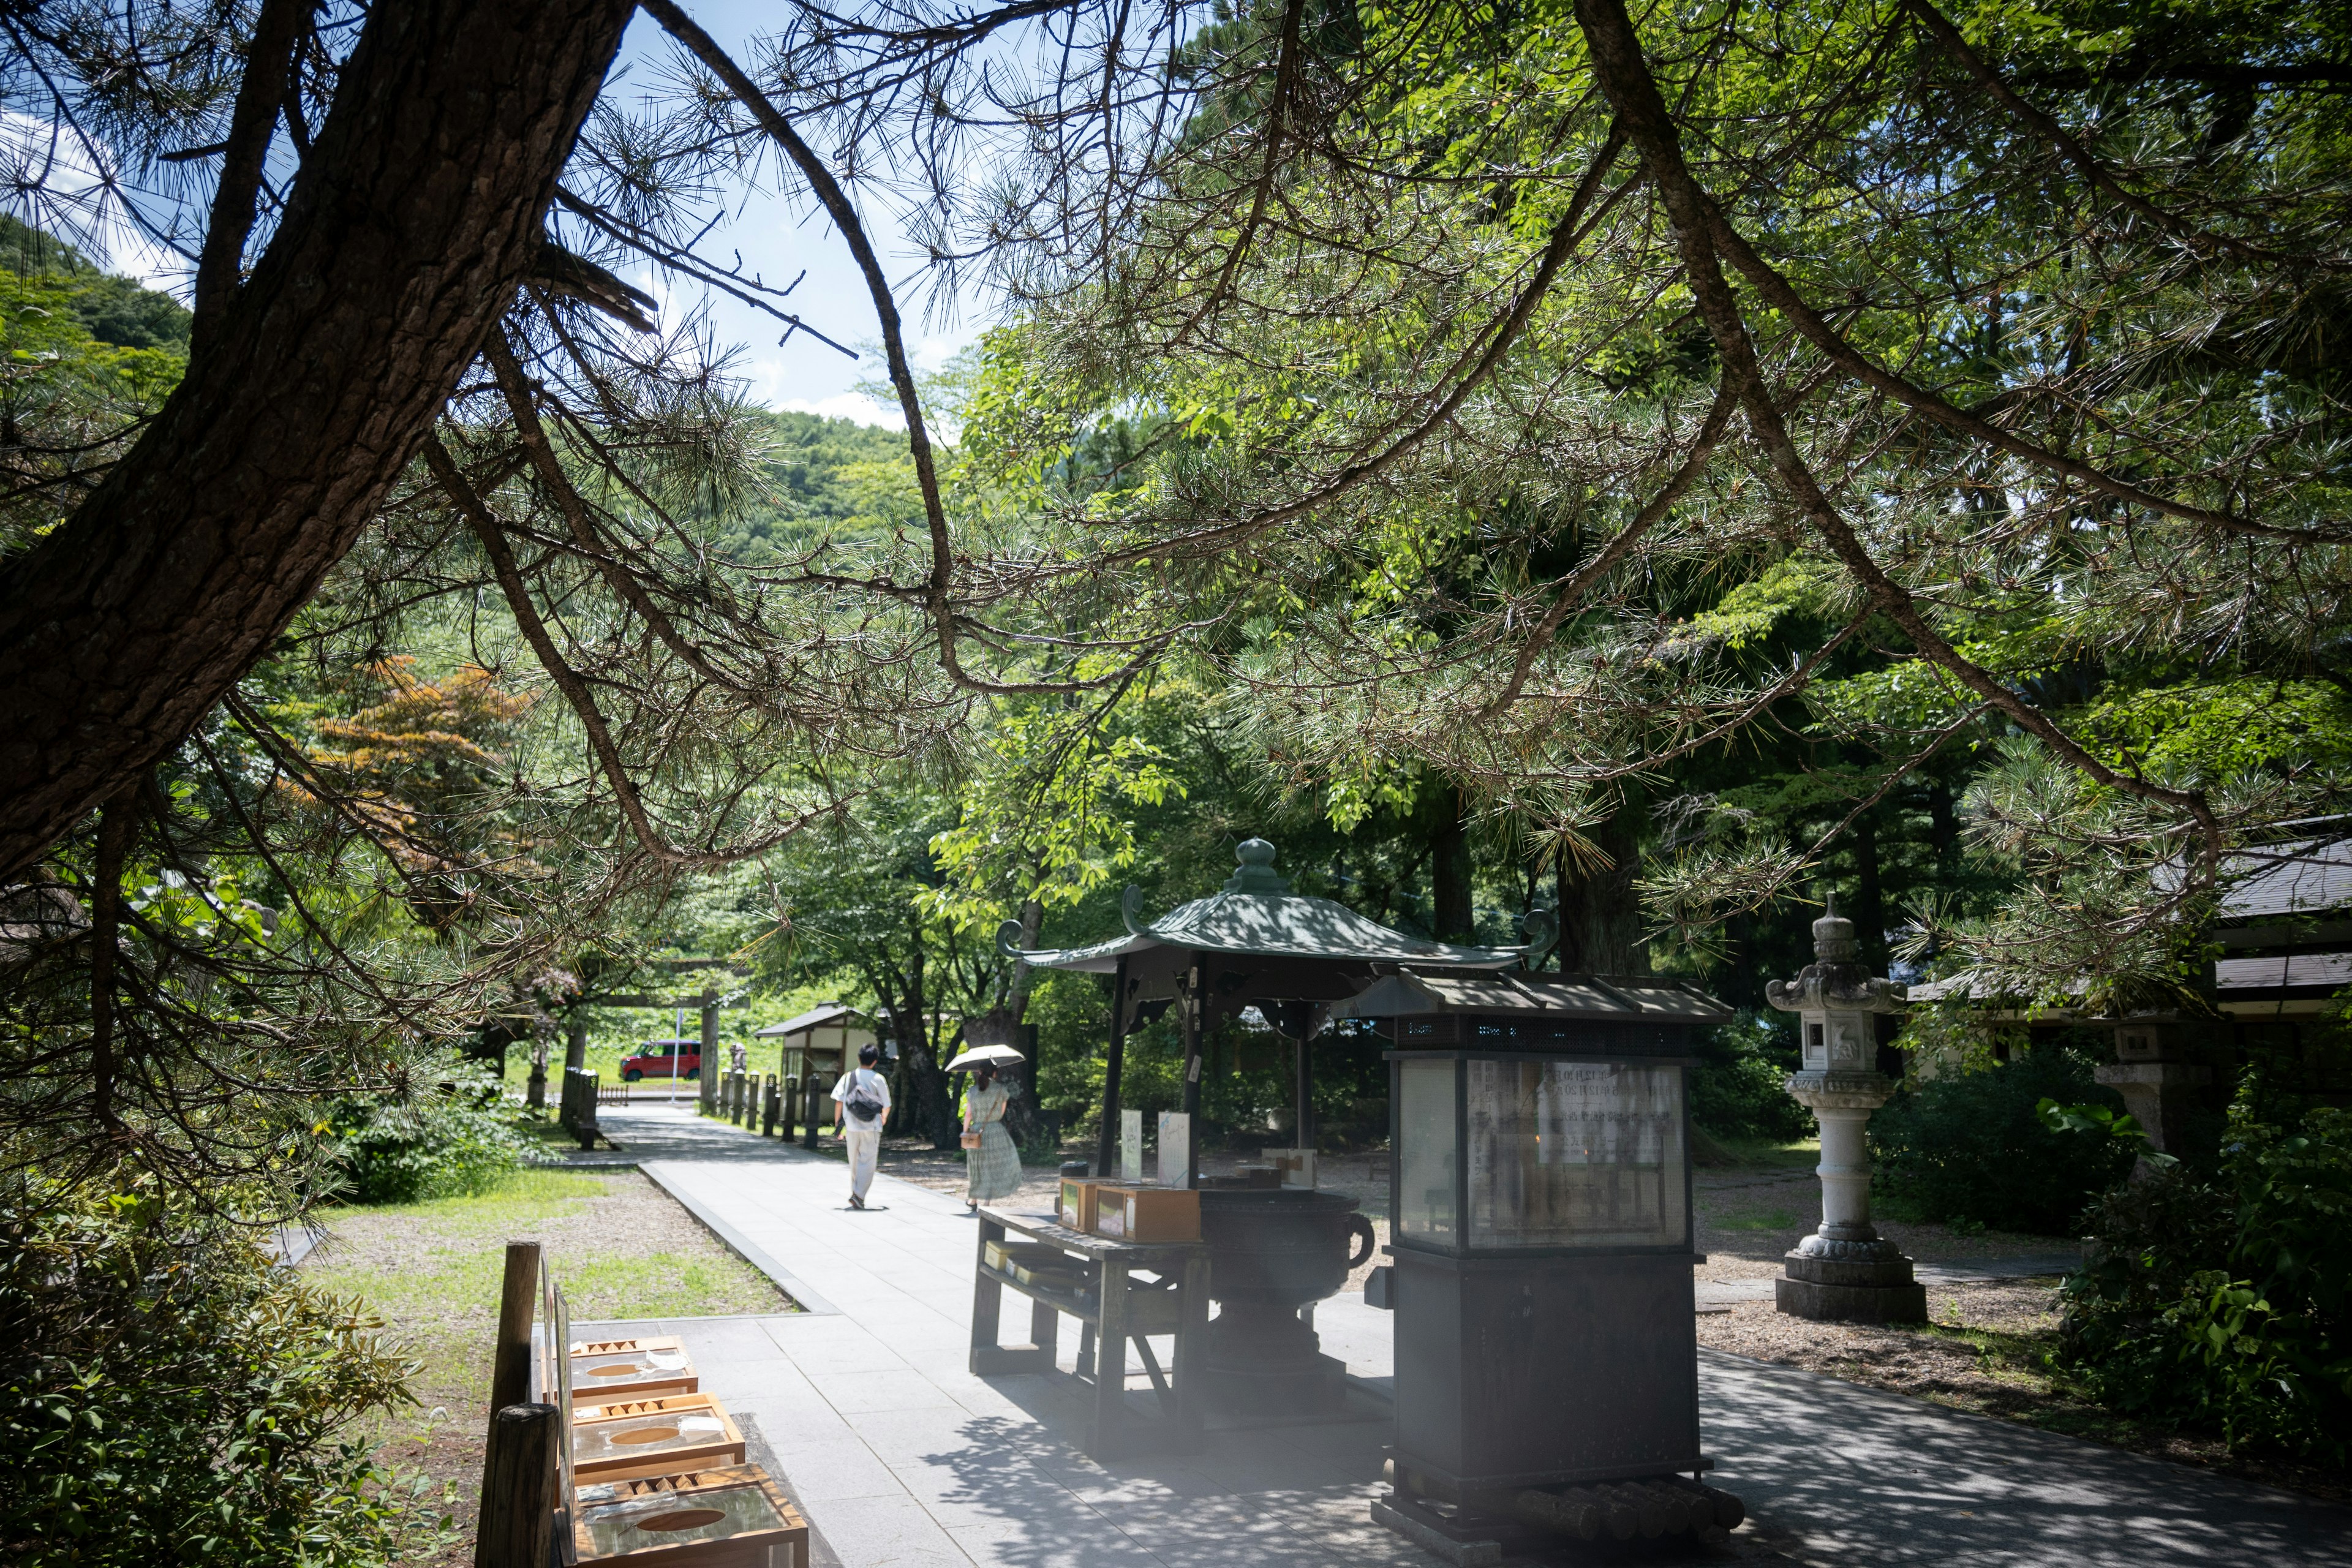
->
left=1295, top=1031, right=1314, bottom=1156
left=1180, top=955, right=1204, bottom=1188
left=1172, top=1245, right=1211, bottom=1447
left=1095, top=956, right=1129, bottom=1180
left=488, top=1241, right=541, bottom=1415
left=1091, top=1254, right=1131, bottom=1457
left=475, top=1401, right=557, bottom=1568
left=763, top=1074, right=780, bottom=1136
left=780, top=1073, right=797, bottom=1142
left=699, top=988, right=720, bottom=1115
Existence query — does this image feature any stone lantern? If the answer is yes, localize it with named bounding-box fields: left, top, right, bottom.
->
left=1765, top=896, right=1925, bottom=1324
left=2096, top=1012, right=2215, bottom=1159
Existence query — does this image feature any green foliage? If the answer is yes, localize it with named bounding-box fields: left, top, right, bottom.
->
left=1687, top=1010, right=1813, bottom=1142
left=2063, top=1106, right=2352, bottom=1463
left=1872, top=1045, right=2135, bottom=1234
left=929, top=685, right=1188, bottom=925
left=0, top=263, right=185, bottom=551
left=1027, top=968, right=1112, bottom=1133
left=2038, top=1096, right=2177, bottom=1170
left=325, top=1062, right=545, bottom=1204
left=701, top=410, right=920, bottom=563
left=0, top=1178, right=448, bottom=1566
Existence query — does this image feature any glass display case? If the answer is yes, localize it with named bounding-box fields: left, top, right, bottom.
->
left=1392, top=1052, right=1691, bottom=1256
left=1351, top=971, right=1727, bottom=1497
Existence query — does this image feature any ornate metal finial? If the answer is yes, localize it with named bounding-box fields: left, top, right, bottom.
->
left=1223, top=837, right=1291, bottom=895
left=995, top=919, right=1030, bottom=962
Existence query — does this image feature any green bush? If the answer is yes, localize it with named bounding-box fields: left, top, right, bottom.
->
left=1871, top=1045, right=2133, bottom=1233
left=327, top=1061, right=544, bottom=1204
left=2062, top=1106, right=2352, bottom=1463
left=1689, top=1011, right=1813, bottom=1142
left=0, top=1179, right=449, bottom=1566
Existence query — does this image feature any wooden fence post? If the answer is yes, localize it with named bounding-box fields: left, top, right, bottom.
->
left=488, top=1241, right=541, bottom=1415
left=475, top=1401, right=558, bottom=1568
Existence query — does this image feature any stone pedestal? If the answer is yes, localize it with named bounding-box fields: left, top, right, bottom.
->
left=1776, top=1246, right=1926, bottom=1322
left=1777, top=1072, right=1926, bottom=1324
left=1766, top=897, right=1923, bottom=1325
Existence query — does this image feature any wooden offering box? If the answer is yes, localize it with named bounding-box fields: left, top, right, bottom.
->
left=570, top=1336, right=699, bottom=1404
left=1095, top=1185, right=1200, bottom=1243
left=573, top=1395, right=747, bottom=1483
left=575, top=1463, right=809, bottom=1568
left=1057, top=1177, right=1104, bottom=1232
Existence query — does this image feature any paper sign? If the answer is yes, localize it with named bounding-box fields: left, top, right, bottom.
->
left=1156, top=1111, right=1191, bottom=1187
left=1120, top=1108, right=1143, bottom=1183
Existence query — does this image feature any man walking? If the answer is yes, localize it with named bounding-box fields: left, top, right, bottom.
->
left=831, top=1043, right=891, bottom=1210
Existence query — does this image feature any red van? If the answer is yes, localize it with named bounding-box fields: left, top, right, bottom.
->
left=620, top=1040, right=702, bottom=1082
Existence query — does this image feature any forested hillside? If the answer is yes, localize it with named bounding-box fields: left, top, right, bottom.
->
left=709, top=410, right=914, bottom=563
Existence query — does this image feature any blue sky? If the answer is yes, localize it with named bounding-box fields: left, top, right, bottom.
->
left=20, top=4, right=982, bottom=430
left=608, top=2, right=982, bottom=428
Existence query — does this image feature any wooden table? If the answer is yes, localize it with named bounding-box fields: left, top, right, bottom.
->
left=970, top=1205, right=1209, bottom=1459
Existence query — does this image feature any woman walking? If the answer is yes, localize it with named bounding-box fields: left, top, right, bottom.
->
left=961, top=1059, right=1021, bottom=1212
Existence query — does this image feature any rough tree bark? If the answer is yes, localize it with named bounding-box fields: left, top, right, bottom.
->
left=0, top=0, right=633, bottom=881
left=1555, top=802, right=1648, bottom=975
left=1430, top=786, right=1474, bottom=943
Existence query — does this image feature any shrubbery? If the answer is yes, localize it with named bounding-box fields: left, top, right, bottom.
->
left=1871, top=1045, right=2134, bottom=1233
left=1689, top=1010, right=1814, bottom=1144
left=2062, top=1105, right=2352, bottom=1463
left=326, top=1061, right=544, bottom=1204
left=0, top=1179, right=448, bottom=1565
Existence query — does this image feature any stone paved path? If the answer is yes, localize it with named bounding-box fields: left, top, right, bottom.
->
left=573, top=1106, right=2351, bottom=1567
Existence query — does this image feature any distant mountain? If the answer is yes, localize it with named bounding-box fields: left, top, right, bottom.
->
left=0, top=213, right=190, bottom=354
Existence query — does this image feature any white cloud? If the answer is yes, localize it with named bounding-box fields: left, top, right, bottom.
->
left=775, top=391, right=905, bottom=429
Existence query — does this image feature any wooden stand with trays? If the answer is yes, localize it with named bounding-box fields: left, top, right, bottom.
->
left=537, top=1279, right=809, bottom=1567
left=573, top=1395, right=747, bottom=1484
left=572, top=1464, right=809, bottom=1568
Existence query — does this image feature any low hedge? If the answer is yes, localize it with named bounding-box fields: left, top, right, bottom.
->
left=1871, top=1045, right=2133, bottom=1234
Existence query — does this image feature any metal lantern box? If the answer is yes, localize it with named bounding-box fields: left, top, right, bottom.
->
left=1343, top=971, right=1730, bottom=1496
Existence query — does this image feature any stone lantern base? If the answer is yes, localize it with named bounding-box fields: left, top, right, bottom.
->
left=1776, top=1248, right=1927, bottom=1324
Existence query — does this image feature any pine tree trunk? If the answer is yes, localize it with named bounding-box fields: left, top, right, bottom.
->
left=1431, top=786, right=1474, bottom=941
left=1850, top=810, right=1888, bottom=972
left=1555, top=800, right=1647, bottom=975
left=0, top=0, right=632, bottom=879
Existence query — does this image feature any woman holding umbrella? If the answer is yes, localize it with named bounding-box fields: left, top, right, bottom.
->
left=950, top=1043, right=1023, bottom=1213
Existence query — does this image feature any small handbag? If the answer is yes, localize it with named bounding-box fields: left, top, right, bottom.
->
left=960, top=1129, right=983, bottom=1150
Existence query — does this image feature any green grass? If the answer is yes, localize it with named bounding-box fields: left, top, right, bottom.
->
left=301, top=1167, right=796, bottom=1561
left=305, top=1169, right=789, bottom=1415
left=317, top=1168, right=786, bottom=1317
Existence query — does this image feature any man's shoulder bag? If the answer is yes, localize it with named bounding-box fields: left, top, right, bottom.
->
left=842, top=1072, right=886, bottom=1125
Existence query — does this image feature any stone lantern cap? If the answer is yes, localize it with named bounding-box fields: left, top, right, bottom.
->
left=1765, top=894, right=1907, bottom=1016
